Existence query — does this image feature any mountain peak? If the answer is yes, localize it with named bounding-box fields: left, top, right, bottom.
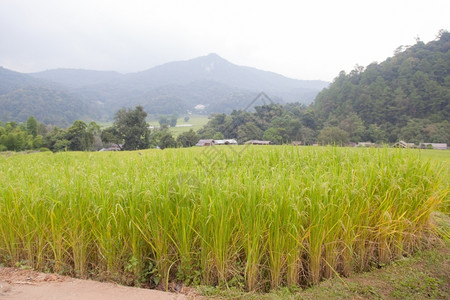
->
left=199, top=53, right=228, bottom=63
left=205, top=53, right=221, bottom=59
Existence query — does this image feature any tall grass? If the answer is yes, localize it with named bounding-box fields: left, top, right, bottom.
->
left=0, top=146, right=446, bottom=291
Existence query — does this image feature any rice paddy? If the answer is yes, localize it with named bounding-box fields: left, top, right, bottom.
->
left=0, top=146, right=447, bottom=291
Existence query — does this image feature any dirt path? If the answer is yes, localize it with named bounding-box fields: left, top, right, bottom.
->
left=0, top=267, right=196, bottom=300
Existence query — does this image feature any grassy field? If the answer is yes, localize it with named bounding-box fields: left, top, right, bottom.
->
left=147, top=114, right=209, bottom=136
left=201, top=220, right=449, bottom=299
left=0, top=146, right=448, bottom=293
left=97, top=114, right=209, bottom=136
left=419, top=150, right=449, bottom=214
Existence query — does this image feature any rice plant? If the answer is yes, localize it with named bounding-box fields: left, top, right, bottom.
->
left=0, top=146, right=446, bottom=291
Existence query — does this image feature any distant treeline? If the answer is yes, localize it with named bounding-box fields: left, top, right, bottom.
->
left=0, top=107, right=199, bottom=152
left=0, top=116, right=102, bottom=152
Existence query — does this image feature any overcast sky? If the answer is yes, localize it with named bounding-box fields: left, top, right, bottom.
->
left=0, top=0, right=448, bottom=81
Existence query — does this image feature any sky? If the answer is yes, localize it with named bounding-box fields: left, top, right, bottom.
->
left=0, top=0, right=448, bottom=82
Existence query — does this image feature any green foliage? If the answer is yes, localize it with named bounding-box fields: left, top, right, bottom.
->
left=0, top=118, right=45, bottom=151
left=43, top=127, right=68, bottom=152
left=100, top=127, right=121, bottom=148
left=391, top=272, right=444, bottom=299
left=87, top=121, right=103, bottom=151
left=149, top=128, right=177, bottom=149
left=112, top=106, right=150, bottom=150
left=198, top=104, right=310, bottom=144
left=236, top=122, right=263, bottom=143
left=170, top=114, right=178, bottom=127
left=262, top=127, right=283, bottom=144
left=212, top=132, right=224, bottom=140
left=318, top=126, right=350, bottom=145
left=313, top=31, right=450, bottom=144
left=159, top=132, right=177, bottom=149
left=176, top=129, right=199, bottom=147
left=0, top=85, right=96, bottom=127
left=26, top=116, right=38, bottom=137
left=66, top=120, right=93, bottom=151
left=41, top=120, right=100, bottom=152
left=158, top=115, right=170, bottom=127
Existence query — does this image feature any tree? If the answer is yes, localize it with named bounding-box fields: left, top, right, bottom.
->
left=176, top=129, right=199, bottom=147
left=298, top=127, right=316, bottom=145
left=184, top=116, right=190, bottom=122
left=318, top=126, right=349, bottom=146
left=159, top=132, right=177, bottom=149
left=197, top=128, right=216, bottom=139
left=101, top=127, right=122, bottom=149
left=263, top=127, right=283, bottom=144
left=338, top=113, right=365, bottom=142
left=26, top=116, right=38, bottom=137
left=149, top=128, right=176, bottom=149
left=159, top=115, right=170, bottom=127
left=32, top=135, right=43, bottom=149
left=43, top=127, right=69, bottom=152
left=311, top=32, right=450, bottom=143
left=236, top=122, right=263, bottom=143
left=2, top=132, right=25, bottom=151
left=170, top=114, right=178, bottom=127
left=113, top=106, right=150, bottom=150
left=66, top=120, right=93, bottom=151
left=364, top=124, right=386, bottom=143
left=87, top=122, right=102, bottom=150
left=213, top=132, right=224, bottom=140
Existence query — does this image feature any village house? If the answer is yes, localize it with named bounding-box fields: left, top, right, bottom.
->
left=195, top=139, right=214, bottom=146
left=393, top=141, right=415, bottom=148
left=419, top=143, right=448, bottom=150
left=356, top=142, right=375, bottom=147
left=245, top=140, right=271, bottom=145
left=195, top=139, right=238, bottom=146
left=213, top=139, right=238, bottom=145
left=99, top=144, right=122, bottom=151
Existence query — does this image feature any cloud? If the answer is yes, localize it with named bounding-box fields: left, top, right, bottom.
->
left=0, top=0, right=448, bottom=81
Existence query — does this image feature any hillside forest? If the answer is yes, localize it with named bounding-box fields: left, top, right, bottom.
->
left=0, top=31, right=448, bottom=152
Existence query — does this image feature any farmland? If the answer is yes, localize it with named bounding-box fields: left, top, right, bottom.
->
left=0, top=146, right=448, bottom=292
left=147, top=115, right=209, bottom=136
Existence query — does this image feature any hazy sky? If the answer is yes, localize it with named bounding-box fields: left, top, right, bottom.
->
left=0, top=0, right=448, bottom=81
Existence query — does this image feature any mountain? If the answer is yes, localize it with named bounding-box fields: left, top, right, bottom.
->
left=0, top=67, right=99, bottom=126
left=1, top=54, right=329, bottom=125
left=123, top=53, right=327, bottom=99
left=0, top=66, right=57, bottom=94
left=312, top=30, right=449, bottom=144
left=30, top=69, right=124, bottom=89
left=30, top=54, right=329, bottom=117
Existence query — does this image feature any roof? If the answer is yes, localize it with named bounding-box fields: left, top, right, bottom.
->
left=419, top=143, right=448, bottom=149
left=196, top=139, right=214, bottom=146
left=214, top=139, right=238, bottom=145
left=245, top=140, right=271, bottom=145
left=393, top=140, right=412, bottom=148
left=99, top=144, right=122, bottom=151
left=357, top=142, right=375, bottom=147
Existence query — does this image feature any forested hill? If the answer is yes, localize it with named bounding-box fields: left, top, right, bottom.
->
left=0, top=67, right=97, bottom=127
left=313, top=30, right=449, bottom=144
left=29, top=54, right=329, bottom=117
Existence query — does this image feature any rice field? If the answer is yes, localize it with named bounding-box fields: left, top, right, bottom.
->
left=0, top=146, right=447, bottom=291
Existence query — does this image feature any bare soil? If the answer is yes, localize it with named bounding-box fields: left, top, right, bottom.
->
left=0, top=267, right=198, bottom=300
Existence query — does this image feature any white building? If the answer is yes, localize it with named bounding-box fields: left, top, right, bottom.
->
left=419, top=143, right=448, bottom=150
